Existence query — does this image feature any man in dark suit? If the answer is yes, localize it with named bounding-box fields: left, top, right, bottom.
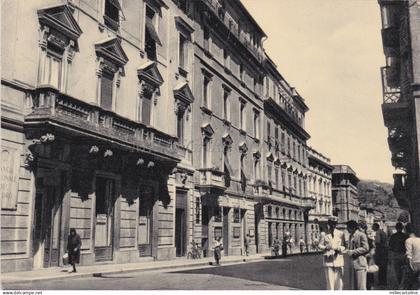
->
left=346, top=220, right=370, bottom=290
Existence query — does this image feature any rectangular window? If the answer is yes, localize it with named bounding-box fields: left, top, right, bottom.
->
left=239, top=100, right=246, bottom=131
left=267, top=121, right=271, bottom=141
left=203, top=76, right=211, bottom=109
left=145, top=6, right=161, bottom=61
left=223, top=90, right=230, bottom=121
left=195, top=197, right=200, bottom=224
left=240, top=64, right=244, bottom=81
left=141, top=93, right=152, bottom=125
left=253, top=110, right=260, bottom=139
left=104, top=0, right=120, bottom=31
left=275, top=168, right=279, bottom=189
left=233, top=208, right=240, bottom=223
left=214, top=206, right=222, bottom=222
left=43, top=51, right=63, bottom=89
left=223, top=49, right=230, bottom=70
left=202, top=137, right=210, bottom=168
left=203, top=26, right=210, bottom=52
left=281, top=170, right=286, bottom=191
left=281, top=132, right=285, bottom=153
left=100, top=71, right=114, bottom=111
left=177, top=111, right=184, bottom=144
left=267, top=165, right=272, bottom=183
left=179, top=34, right=188, bottom=70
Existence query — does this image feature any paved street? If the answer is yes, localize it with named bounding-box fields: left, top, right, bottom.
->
left=2, top=254, right=399, bottom=290
left=2, top=254, right=327, bottom=290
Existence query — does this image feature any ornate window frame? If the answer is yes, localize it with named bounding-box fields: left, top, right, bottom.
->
left=37, top=4, right=82, bottom=92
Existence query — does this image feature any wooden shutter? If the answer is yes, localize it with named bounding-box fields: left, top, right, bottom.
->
left=100, top=72, right=114, bottom=111
left=141, top=96, right=151, bottom=125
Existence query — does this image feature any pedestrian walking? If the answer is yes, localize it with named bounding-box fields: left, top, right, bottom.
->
left=244, top=234, right=251, bottom=256
left=403, top=223, right=420, bottom=290
left=213, top=236, right=223, bottom=265
left=347, top=220, right=370, bottom=290
left=272, top=237, right=280, bottom=256
left=373, top=222, right=388, bottom=286
left=67, top=228, right=81, bottom=273
left=299, top=237, right=306, bottom=254
left=318, top=216, right=346, bottom=290
left=389, top=222, right=408, bottom=286
left=282, top=234, right=289, bottom=257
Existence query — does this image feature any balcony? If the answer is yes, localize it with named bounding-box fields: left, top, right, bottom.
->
left=25, top=86, right=179, bottom=162
left=393, top=173, right=409, bottom=209
left=387, top=127, right=410, bottom=155
left=381, top=67, right=409, bottom=126
left=381, top=27, right=400, bottom=48
left=391, top=151, right=409, bottom=171
left=176, top=144, right=193, bottom=163
left=196, top=168, right=226, bottom=191
left=302, top=197, right=316, bottom=210
left=199, top=0, right=263, bottom=63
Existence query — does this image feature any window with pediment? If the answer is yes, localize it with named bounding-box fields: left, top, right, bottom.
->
left=137, top=61, right=164, bottom=126
left=174, top=82, right=194, bottom=145
left=95, top=37, right=128, bottom=112
left=37, top=5, right=83, bottom=91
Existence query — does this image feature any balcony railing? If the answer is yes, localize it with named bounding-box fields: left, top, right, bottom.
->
left=200, top=0, right=263, bottom=62
left=196, top=168, right=226, bottom=190
left=381, top=66, right=401, bottom=103
left=26, top=87, right=179, bottom=160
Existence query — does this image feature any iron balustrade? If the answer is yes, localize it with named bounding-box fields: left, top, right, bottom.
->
left=26, top=86, right=179, bottom=160
left=381, top=66, right=401, bottom=103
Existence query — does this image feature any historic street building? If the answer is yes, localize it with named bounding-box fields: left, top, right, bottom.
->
left=332, top=165, right=360, bottom=228
left=377, top=0, right=420, bottom=234
left=306, top=147, right=333, bottom=245
left=1, top=0, right=329, bottom=272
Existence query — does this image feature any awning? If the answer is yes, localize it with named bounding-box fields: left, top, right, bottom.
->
left=146, top=17, right=162, bottom=46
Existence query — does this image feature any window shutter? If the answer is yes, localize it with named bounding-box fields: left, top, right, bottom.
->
left=141, top=96, right=151, bottom=125
left=100, top=72, right=114, bottom=111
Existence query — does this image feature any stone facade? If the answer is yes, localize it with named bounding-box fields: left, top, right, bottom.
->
left=1, top=0, right=329, bottom=272
left=332, top=165, right=360, bottom=229
left=307, top=147, right=333, bottom=245
left=378, top=0, right=420, bottom=235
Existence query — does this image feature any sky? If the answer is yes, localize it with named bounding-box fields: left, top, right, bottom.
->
left=242, top=0, right=394, bottom=183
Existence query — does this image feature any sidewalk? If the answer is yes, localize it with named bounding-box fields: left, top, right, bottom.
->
left=1, top=253, right=265, bottom=285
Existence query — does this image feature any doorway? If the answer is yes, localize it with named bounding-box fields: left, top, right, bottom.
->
left=94, top=177, right=115, bottom=262
left=175, top=190, right=187, bottom=257
left=33, top=173, right=65, bottom=269
left=138, top=185, right=154, bottom=257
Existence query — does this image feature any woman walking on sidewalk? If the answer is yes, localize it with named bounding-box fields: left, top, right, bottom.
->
left=213, top=236, right=223, bottom=265
left=67, top=228, right=82, bottom=273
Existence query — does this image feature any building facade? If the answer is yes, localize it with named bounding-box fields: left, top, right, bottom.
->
left=378, top=0, right=420, bottom=234
left=1, top=0, right=324, bottom=272
left=307, top=147, right=333, bottom=245
left=332, top=165, right=360, bottom=228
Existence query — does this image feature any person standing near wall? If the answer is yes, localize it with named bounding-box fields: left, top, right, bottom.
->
left=347, top=220, right=370, bottom=290
left=373, top=222, right=388, bottom=287
left=67, top=228, right=81, bottom=273
left=389, top=222, right=408, bottom=287
left=403, top=223, right=420, bottom=290
left=213, top=237, right=223, bottom=266
left=318, top=216, right=346, bottom=290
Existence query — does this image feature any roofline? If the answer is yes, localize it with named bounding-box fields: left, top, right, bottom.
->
left=236, top=0, right=267, bottom=37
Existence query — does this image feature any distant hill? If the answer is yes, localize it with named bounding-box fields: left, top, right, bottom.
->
left=357, top=180, right=404, bottom=222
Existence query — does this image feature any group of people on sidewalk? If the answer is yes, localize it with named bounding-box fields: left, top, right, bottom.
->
left=319, top=216, right=420, bottom=290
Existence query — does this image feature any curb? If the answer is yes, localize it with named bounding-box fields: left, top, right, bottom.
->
left=2, top=256, right=265, bottom=285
